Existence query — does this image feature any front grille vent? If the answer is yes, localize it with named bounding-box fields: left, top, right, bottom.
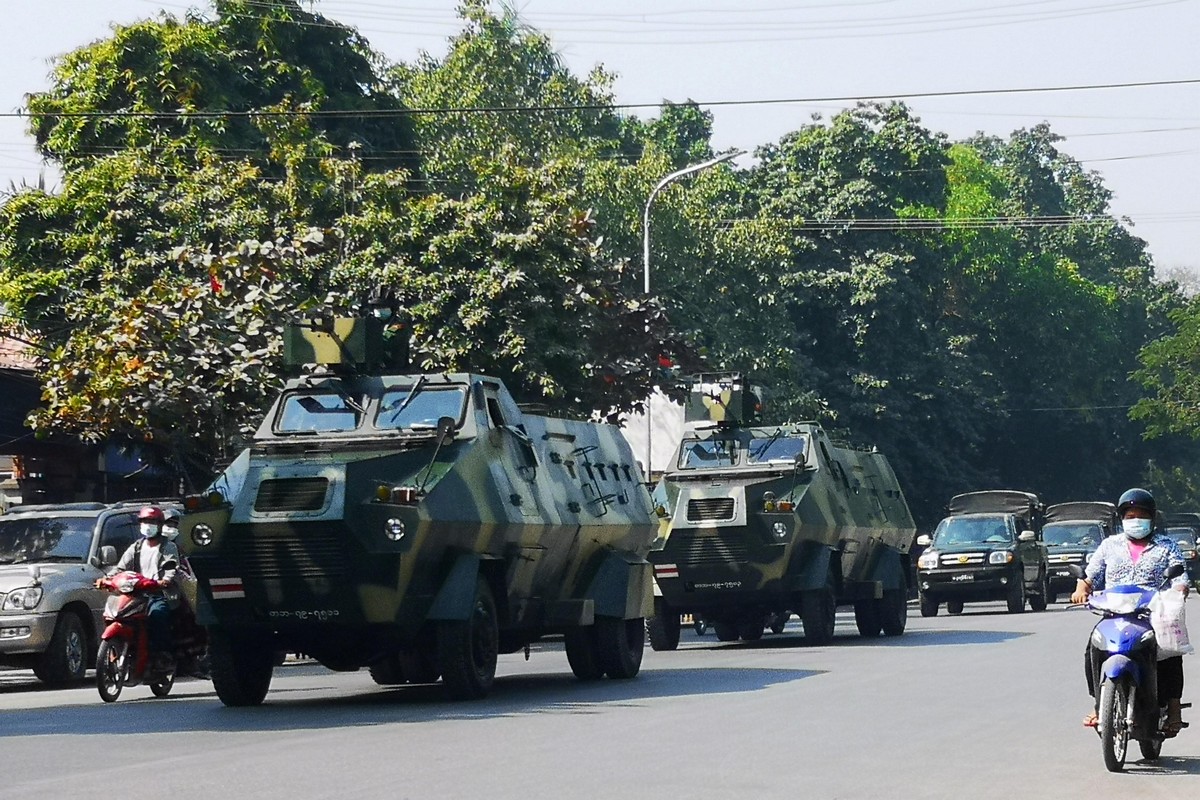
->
left=217, top=525, right=347, bottom=579
left=671, top=531, right=750, bottom=565
left=687, top=497, right=735, bottom=522
left=940, top=552, right=985, bottom=566
left=255, top=478, right=329, bottom=512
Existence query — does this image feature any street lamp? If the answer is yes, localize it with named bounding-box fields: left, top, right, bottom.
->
left=641, top=149, right=744, bottom=478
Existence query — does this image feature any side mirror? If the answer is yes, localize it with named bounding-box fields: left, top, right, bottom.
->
left=1018, top=530, right=1036, bottom=542
left=1166, top=562, right=1185, bottom=580
left=97, top=546, right=118, bottom=567
left=915, top=534, right=932, bottom=547
left=436, top=415, right=456, bottom=446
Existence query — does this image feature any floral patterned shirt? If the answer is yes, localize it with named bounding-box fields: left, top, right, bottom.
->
left=1085, top=532, right=1188, bottom=590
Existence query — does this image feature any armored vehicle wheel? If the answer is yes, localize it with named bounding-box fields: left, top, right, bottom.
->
left=737, top=618, right=765, bottom=641
left=918, top=591, right=938, bottom=617
left=647, top=599, right=681, bottom=651
left=693, top=617, right=709, bottom=635
left=150, top=668, right=175, bottom=698
left=946, top=600, right=964, bottom=615
left=565, top=627, right=605, bottom=680
left=801, top=587, right=836, bottom=644
left=768, top=613, right=789, bottom=635
left=399, top=648, right=441, bottom=684
left=34, top=612, right=88, bottom=685
left=1028, top=571, right=1049, bottom=612
left=95, top=639, right=128, bottom=703
left=879, top=589, right=907, bottom=636
left=210, top=630, right=274, bottom=707
left=369, top=654, right=407, bottom=686
left=713, top=621, right=740, bottom=642
left=438, top=578, right=499, bottom=700
left=854, top=600, right=882, bottom=637
left=1046, top=589, right=1058, bottom=605
left=1006, top=575, right=1026, bottom=614
left=597, top=617, right=644, bottom=679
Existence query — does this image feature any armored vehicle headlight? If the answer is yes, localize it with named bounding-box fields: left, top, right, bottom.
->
left=771, top=521, right=789, bottom=539
left=917, top=551, right=939, bottom=570
left=384, top=518, right=407, bottom=541
left=989, top=551, right=1014, bottom=565
left=2, top=586, right=43, bottom=611
left=191, top=524, right=214, bottom=547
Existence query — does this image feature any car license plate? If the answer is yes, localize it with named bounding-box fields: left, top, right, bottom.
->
left=1056, top=570, right=1072, bottom=578
left=951, top=573, right=974, bottom=582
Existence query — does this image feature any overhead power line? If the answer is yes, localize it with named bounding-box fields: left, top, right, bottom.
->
left=4, top=77, right=1198, bottom=121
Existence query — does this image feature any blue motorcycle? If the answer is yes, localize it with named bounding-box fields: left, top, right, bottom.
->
left=1073, top=563, right=1189, bottom=771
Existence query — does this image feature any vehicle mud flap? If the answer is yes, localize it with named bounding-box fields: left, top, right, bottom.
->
left=1101, top=654, right=1140, bottom=684
left=428, top=553, right=484, bottom=622
left=786, top=544, right=834, bottom=593
left=583, top=551, right=652, bottom=620
left=194, top=589, right=217, bottom=627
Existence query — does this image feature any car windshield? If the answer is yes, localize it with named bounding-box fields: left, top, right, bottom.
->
left=678, top=438, right=737, bottom=469
left=276, top=392, right=363, bottom=433
left=1043, top=522, right=1102, bottom=547
left=933, top=516, right=1012, bottom=546
left=376, top=386, right=466, bottom=431
left=0, top=516, right=96, bottom=564
left=1165, top=527, right=1198, bottom=547
left=747, top=433, right=808, bottom=464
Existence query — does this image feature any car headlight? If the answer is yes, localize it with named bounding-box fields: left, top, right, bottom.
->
left=1184, top=550, right=1198, bottom=559
left=989, top=551, right=1014, bottom=565
left=384, top=518, right=406, bottom=542
left=917, top=551, right=939, bottom=570
left=2, top=586, right=44, bottom=611
left=191, top=524, right=214, bottom=547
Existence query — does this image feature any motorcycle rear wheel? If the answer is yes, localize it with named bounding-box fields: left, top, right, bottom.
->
left=96, top=639, right=128, bottom=703
left=1099, top=678, right=1131, bottom=772
left=150, top=668, right=175, bottom=698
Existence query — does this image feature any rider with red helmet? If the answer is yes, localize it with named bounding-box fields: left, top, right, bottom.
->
left=114, top=506, right=181, bottom=669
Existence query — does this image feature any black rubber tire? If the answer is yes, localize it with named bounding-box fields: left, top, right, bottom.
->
left=919, top=591, right=938, bottom=618
left=737, top=617, right=765, bottom=641
left=368, top=654, right=408, bottom=686
left=947, top=600, right=965, bottom=615
left=1047, top=589, right=1058, bottom=605
left=34, top=612, right=88, bottom=685
left=801, top=587, right=836, bottom=644
left=1139, top=737, right=1162, bottom=761
left=768, top=613, right=789, bottom=635
left=150, top=668, right=175, bottom=698
left=879, top=590, right=908, bottom=636
left=437, top=578, right=499, bottom=700
left=693, top=617, right=709, bottom=635
left=564, top=627, right=605, bottom=680
left=1006, top=574, right=1026, bottom=614
left=210, top=630, right=275, bottom=707
left=1029, top=571, right=1049, bottom=612
left=398, top=648, right=441, bottom=684
left=597, top=617, right=645, bottom=679
left=1100, top=678, right=1130, bottom=772
left=646, top=599, right=681, bottom=652
left=854, top=601, right=882, bottom=637
left=95, top=639, right=127, bottom=703
left=713, top=620, right=740, bottom=642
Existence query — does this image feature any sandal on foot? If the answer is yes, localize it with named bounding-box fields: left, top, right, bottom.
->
left=1083, top=712, right=1099, bottom=728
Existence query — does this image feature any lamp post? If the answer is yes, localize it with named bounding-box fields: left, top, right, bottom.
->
left=641, top=150, right=744, bottom=478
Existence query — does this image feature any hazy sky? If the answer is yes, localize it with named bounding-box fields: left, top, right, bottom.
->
left=3, top=0, right=1198, bottom=274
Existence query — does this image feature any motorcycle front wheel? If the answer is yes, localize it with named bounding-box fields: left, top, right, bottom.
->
left=150, top=667, right=176, bottom=698
left=96, top=639, right=129, bottom=703
left=1099, top=678, right=1132, bottom=772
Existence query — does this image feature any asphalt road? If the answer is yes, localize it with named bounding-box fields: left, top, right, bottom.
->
left=2, top=602, right=1197, bottom=799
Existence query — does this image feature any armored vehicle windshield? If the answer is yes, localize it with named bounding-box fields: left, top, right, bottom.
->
left=676, top=431, right=808, bottom=470
left=1043, top=522, right=1103, bottom=547
left=932, top=515, right=1012, bottom=546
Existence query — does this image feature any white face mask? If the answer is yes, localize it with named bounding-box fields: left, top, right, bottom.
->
left=163, top=524, right=179, bottom=542
left=139, top=523, right=161, bottom=539
left=1121, top=518, right=1153, bottom=540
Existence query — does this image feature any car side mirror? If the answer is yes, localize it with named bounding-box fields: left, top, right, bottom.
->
left=1018, top=530, right=1036, bottom=542
left=436, top=415, right=456, bottom=446
left=97, top=546, right=118, bottom=567
left=915, top=534, right=932, bottom=547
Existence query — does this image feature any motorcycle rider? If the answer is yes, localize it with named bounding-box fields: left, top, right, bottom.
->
left=161, top=508, right=181, bottom=542
left=1072, top=488, right=1190, bottom=735
left=114, top=506, right=181, bottom=671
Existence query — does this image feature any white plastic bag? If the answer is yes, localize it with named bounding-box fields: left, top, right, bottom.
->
left=1150, top=588, right=1194, bottom=659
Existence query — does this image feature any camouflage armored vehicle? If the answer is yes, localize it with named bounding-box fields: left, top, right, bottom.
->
left=645, top=373, right=916, bottom=649
left=1043, top=501, right=1116, bottom=603
left=916, top=491, right=1049, bottom=615
left=179, top=315, right=656, bottom=706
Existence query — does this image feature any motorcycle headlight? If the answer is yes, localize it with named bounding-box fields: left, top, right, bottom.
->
left=989, top=550, right=1014, bottom=565
left=917, top=551, right=939, bottom=570
left=2, top=586, right=44, bottom=611
left=1139, top=629, right=1157, bottom=645
left=1090, top=628, right=1108, bottom=649
left=191, top=524, right=214, bottom=547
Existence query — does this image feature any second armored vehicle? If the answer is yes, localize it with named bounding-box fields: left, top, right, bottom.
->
left=1043, top=501, right=1116, bottom=603
left=180, top=315, right=657, bottom=706
left=645, top=373, right=916, bottom=648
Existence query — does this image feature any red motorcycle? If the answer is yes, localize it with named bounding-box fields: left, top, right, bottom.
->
left=95, top=571, right=176, bottom=702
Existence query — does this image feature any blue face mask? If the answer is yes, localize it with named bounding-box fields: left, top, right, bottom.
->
left=1121, top=518, right=1152, bottom=540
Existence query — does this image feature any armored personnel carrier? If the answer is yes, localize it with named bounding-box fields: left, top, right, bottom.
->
left=179, top=314, right=656, bottom=706
left=1043, top=501, right=1116, bottom=603
left=645, top=373, right=916, bottom=648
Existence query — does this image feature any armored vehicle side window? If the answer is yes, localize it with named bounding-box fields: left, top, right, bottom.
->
left=678, top=439, right=737, bottom=469
left=933, top=516, right=1012, bottom=546
left=276, top=392, right=362, bottom=433
left=1043, top=523, right=1101, bottom=546
left=99, top=513, right=140, bottom=556
left=748, top=433, right=808, bottom=464
left=376, top=386, right=466, bottom=430
left=0, top=516, right=96, bottom=564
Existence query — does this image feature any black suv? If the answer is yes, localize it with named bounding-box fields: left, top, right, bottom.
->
left=1043, top=502, right=1116, bottom=603
left=916, top=491, right=1050, bottom=616
left=0, top=500, right=174, bottom=684
left=1162, top=512, right=1200, bottom=589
